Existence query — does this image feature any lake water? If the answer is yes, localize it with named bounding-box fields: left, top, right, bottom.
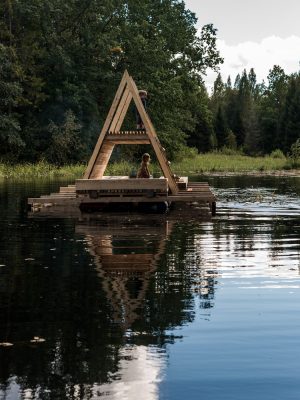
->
left=0, top=176, right=299, bottom=400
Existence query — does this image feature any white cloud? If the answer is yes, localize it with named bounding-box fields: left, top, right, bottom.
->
left=205, top=35, right=300, bottom=91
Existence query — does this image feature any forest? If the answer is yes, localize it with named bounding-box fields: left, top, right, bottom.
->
left=1, top=0, right=300, bottom=165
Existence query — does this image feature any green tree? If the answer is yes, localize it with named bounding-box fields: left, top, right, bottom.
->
left=259, top=65, right=288, bottom=153
left=214, top=105, right=228, bottom=148
left=0, top=44, right=23, bottom=159
left=0, top=0, right=223, bottom=162
left=280, top=74, right=300, bottom=152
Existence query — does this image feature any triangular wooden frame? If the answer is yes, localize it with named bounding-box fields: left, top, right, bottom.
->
left=84, top=70, right=178, bottom=194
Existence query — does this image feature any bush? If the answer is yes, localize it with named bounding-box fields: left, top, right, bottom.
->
left=225, top=130, right=237, bottom=150
left=270, top=149, right=286, bottom=159
left=217, top=146, right=243, bottom=156
left=173, top=146, right=198, bottom=162
left=288, top=139, right=300, bottom=167
left=46, top=110, right=85, bottom=165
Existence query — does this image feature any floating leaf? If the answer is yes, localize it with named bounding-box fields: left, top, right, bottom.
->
left=30, top=336, right=46, bottom=343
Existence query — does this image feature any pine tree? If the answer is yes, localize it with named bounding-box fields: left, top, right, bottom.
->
left=214, top=105, right=228, bottom=148
left=281, top=74, right=300, bottom=152
left=259, top=65, right=288, bottom=153
left=0, top=44, right=23, bottom=159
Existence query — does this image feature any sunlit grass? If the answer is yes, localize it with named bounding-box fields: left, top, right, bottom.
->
left=0, top=161, right=85, bottom=179
left=172, top=153, right=289, bottom=174
left=0, top=153, right=298, bottom=180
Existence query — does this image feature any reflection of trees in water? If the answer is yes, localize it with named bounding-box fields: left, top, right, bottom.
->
left=0, top=217, right=218, bottom=399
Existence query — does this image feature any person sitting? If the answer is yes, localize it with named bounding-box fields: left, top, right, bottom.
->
left=137, top=153, right=151, bottom=178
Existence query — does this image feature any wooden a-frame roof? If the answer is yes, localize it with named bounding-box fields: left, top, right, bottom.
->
left=83, top=70, right=178, bottom=194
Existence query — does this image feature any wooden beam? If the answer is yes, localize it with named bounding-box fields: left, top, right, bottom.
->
left=126, top=76, right=178, bottom=194
left=109, top=87, right=130, bottom=133
left=89, top=142, right=115, bottom=179
left=84, top=70, right=129, bottom=179
left=76, top=178, right=168, bottom=192
left=115, top=91, right=133, bottom=132
left=106, top=133, right=150, bottom=144
left=108, top=140, right=150, bottom=145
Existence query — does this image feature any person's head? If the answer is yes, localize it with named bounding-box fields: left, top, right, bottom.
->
left=142, top=153, right=150, bottom=163
left=139, top=90, right=147, bottom=99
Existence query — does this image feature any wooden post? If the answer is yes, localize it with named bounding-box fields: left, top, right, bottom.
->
left=90, top=142, right=115, bottom=179
left=110, top=88, right=130, bottom=133
left=84, top=71, right=129, bottom=179
left=126, top=76, right=178, bottom=194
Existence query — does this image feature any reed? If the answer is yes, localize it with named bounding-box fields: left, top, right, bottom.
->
left=0, top=161, right=85, bottom=179
left=0, top=154, right=297, bottom=179
left=172, top=153, right=288, bottom=174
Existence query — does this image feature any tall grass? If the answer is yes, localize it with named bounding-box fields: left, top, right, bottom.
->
left=0, top=153, right=298, bottom=179
left=0, top=161, right=85, bottom=179
left=172, top=153, right=289, bottom=174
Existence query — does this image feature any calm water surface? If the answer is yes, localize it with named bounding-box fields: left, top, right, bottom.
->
left=0, top=176, right=299, bottom=400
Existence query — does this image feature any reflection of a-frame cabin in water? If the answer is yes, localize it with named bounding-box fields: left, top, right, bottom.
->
left=76, top=216, right=218, bottom=330
left=76, top=218, right=173, bottom=328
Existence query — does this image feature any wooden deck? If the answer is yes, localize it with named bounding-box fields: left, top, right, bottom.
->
left=28, top=177, right=217, bottom=216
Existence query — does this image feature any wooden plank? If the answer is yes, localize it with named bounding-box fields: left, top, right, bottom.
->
left=109, top=88, right=130, bottom=133
left=79, top=194, right=213, bottom=203
left=59, top=187, right=76, bottom=193
left=168, top=195, right=216, bottom=202
left=89, top=142, right=115, bottom=179
left=78, top=196, right=169, bottom=203
left=76, top=178, right=168, bottom=191
left=84, top=71, right=129, bottom=179
left=115, top=91, right=133, bottom=132
left=106, top=133, right=150, bottom=142
left=106, top=140, right=150, bottom=144
left=28, top=197, right=81, bottom=205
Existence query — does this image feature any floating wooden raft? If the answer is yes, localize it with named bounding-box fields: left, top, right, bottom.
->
left=28, top=176, right=216, bottom=215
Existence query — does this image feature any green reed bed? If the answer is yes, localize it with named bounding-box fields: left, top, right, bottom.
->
left=0, top=154, right=297, bottom=179
left=0, top=162, right=85, bottom=179
left=172, top=153, right=289, bottom=174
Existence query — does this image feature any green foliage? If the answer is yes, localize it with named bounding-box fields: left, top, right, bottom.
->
left=210, top=66, right=300, bottom=160
left=270, top=149, right=286, bottom=159
left=171, top=153, right=287, bottom=173
left=288, top=138, right=300, bottom=167
left=0, top=161, right=85, bottom=179
left=0, top=44, right=23, bottom=159
left=173, top=146, right=198, bottom=162
left=225, top=130, right=237, bottom=150
left=0, top=0, right=222, bottom=163
left=1, top=0, right=299, bottom=166
left=46, top=110, right=85, bottom=165
left=217, top=146, right=242, bottom=156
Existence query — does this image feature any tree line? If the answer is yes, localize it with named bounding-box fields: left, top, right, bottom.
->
left=0, top=1, right=299, bottom=165
left=203, top=66, right=300, bottom=157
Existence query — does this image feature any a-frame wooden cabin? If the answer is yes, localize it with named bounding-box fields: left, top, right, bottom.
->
left=28, top=71, right=216, bottom=215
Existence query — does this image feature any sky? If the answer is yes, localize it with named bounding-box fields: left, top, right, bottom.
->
left=184, top=0, right=300, bottom=89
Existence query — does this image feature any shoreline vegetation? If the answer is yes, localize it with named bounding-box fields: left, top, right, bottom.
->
left=0, top=153, right=299, bottom=179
